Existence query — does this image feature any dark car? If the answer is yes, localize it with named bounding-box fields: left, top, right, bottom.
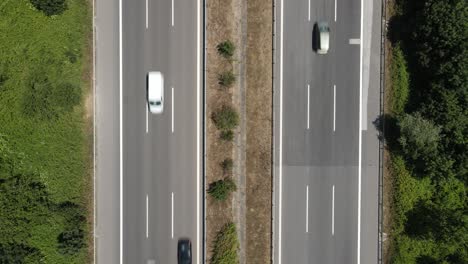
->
left=178, top=239, right=192, bottom=264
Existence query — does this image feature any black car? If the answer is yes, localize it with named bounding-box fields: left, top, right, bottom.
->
left=178, top=239, right=192, bottom=264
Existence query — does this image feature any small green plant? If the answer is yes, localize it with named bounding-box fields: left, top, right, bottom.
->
left=208, top=178, right=237, bottom=201
left=58, top=228, right=85, bottom=255
left=212, top=106, right=239, bottom=131
left=218, top=71, right=236, bottom=87
left=221, top=158, right=234, bottom=174
left=30, top=0, right=68, bottom=16
left=217, top=40, right=235, bottom=58
left=390, top=44, right=409, bottom=115
left=220, top=130, right=234, bottom=141
left=211, top=223, right=239, bottom=264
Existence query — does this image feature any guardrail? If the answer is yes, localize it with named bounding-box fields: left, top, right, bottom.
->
left=378, top=0, right=387, bottom=263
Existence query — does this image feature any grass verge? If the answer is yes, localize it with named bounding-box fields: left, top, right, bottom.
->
left=0, top=0, right=92, bottom=262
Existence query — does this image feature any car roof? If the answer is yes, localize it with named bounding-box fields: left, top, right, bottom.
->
left=148, top=71, right=163, bottom=101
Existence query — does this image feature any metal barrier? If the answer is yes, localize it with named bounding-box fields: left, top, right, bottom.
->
left=378, top=0, right=388, bottom=263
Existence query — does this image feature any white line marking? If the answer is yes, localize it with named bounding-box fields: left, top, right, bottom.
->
left=146, top=0, right=148, bottom=28
left=279, top=0, right=284, bottom=260
left=146, top=104, right=149, bottom=133
left=172, top=87, right=174, bottom=133
left=146, top=195, right=149, bottom=238
left=357, top=0, right=363, bottom=261
left=334, top=0, right=337, bottom=22
left=333, top=85, right=336, bottom=131
left=306, top=185, right=309, bottom=233
left=119, top=0, right=123, bottom=261
left=332, top=185, right=335, bottom=235
left=171, top=192, right=174, bottom=239
left=349, top=38, right=361, bottom=45
left=171, top=0, right=174, bottom=27
left=308, top=0, right=310, bottom=21
left=307, top=84, right=310, bottom=130
left=196, top=0, right=201, bottom=260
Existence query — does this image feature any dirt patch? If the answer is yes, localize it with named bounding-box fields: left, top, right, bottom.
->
left=244, top=0, right=273, bottom=263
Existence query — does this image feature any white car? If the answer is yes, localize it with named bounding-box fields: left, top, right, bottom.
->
left=315, top=22, right=330, bottom=54
left=148, top=71, right=164, bottom=114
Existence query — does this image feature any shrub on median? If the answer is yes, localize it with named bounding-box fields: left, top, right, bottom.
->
left=211, top=223, right=239, bottom=264
left=217, top=40, right=235, bottom=58
left=218, top=71, right=236, bottom=87
left=208, top=178, right=237, bottom=201
left=212, top=106, right=239, bottom=131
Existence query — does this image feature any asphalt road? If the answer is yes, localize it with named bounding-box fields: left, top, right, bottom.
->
left=273, top=0, right=381, bottom=263
left=122, top=0, right=202, bottom=264
left=95, top=0, right=120, bottom=263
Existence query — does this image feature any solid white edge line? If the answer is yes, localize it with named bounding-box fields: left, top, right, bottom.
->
left=278, top=0, right=284, bottom=261
left=196, top=0, right=200, bottom=261
left=119, top=0, right=123, bottom=261
left=171, top=192, right=174, bottom=239
left=306, top=185, right=309, bottom=233
left=332, top=185, right=335, bottom=235
left=357, top=0, right=363, bottom=262
left=307, top=84, right=310, bottom=130
left=333, top=85, right=336, bottom=132
left=334, top=0, right=337, bottom=22
left=172, top=87, right=174, bottom=133
left=308, top=0, right=310, bottom=21
left=92, top=0, right=96, bottom=261
left=171, top=0, right=174, bottom=27
left=146, top=0, right=148, bottom=29
left=146, top=195, right=149, bottom=238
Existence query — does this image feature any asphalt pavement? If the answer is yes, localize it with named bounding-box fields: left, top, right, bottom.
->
left=122, top=0, right=202, bottom=263
left=95, top=0, right=202, bottom=263
left=95, top=0, right=120, bottom=263
left=273, top=0, right=381, bottom=263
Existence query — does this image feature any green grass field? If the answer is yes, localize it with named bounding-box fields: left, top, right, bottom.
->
left=0, top=0, right=92, bottom=262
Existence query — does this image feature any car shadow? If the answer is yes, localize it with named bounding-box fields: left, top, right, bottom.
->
left=312, top=23, right=319, bottom=52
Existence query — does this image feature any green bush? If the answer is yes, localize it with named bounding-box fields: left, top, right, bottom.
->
left=212, top=106, right=239, bottom=131
left=390, top=155, right=432, bottom=235
left=390, top=45, right=409, bottom=115
left=57, top=228, right=85, bottom=255
left=218, top=71, right=236, bottom=87
left=397, top=112, right=440, bottom=161
left=220, top=130, right=234, bottom=141
left=23, top=68, right=81, bottom=119
left=211, top=223, right=239, bottom=264
left=208, top=178, right=237, bottom=201
left=216, top=40, right=235, bottom=58
left=221, top=158, right=234, bottom=174
left=30, top=0, right=68, bottom=16
left=0, top=243, right=44, bottom=263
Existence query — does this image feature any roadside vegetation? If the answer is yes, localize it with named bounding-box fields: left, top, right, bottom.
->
left=0, top=0, right=92, bottom=262
left=211, top=223, right=239, bottom=264
left=217, top=40, right=236, bottom=59
left=208, top=178, right=237, bottom=201
left=385, top=0, right=467, bottom=262
left=206, top=31, right=240, bottom=261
